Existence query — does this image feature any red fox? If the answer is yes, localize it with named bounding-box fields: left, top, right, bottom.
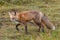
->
left=9, top=10, right=55, bottom=34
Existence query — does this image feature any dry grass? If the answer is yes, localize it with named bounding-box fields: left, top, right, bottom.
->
left=0, top=0, right=60, bottom=40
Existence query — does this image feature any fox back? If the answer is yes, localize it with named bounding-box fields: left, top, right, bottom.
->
left=9, top=11, right=44, bottom=24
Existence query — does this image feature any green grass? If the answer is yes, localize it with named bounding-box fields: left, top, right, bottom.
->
left=0, top=0, right=60, bottom=40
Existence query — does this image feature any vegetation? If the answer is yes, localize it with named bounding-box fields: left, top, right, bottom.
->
left=0, top=0, right=60, bottom=40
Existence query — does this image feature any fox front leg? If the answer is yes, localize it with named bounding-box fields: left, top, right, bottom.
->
left=23, top=23, right=28, bottom=34
left=16, top=24, right=20, bottom=31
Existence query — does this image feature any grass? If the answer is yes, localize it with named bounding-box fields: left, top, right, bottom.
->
left=0, top=0, right=60, bottom=40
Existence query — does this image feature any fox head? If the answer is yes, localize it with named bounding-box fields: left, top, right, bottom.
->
left=8, top=11, right=16, bottom=22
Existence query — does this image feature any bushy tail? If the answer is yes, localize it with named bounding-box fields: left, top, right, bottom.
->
left=42, top=15, right=55, bottom=30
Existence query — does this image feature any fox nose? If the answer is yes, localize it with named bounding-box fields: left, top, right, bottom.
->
left=10, top=18, right=15, bottom=21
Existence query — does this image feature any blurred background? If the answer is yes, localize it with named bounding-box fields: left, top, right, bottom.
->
left=0, top=0, right=60, bottom=40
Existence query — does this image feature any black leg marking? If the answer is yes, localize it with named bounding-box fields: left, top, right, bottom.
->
left=23, top=23, right=28, bottom=34
left=41, top=27, right=44, bottom=32
left=41, top=24, right=44, bottom=32
left=16, top=24, right=20, bottom=31
left=25, top=25, right=28, bottom=34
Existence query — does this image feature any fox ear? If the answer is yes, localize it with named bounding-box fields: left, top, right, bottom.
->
left=8, top=12, right=13, bottom=18
left=8, top=12, right=12, bottom=16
